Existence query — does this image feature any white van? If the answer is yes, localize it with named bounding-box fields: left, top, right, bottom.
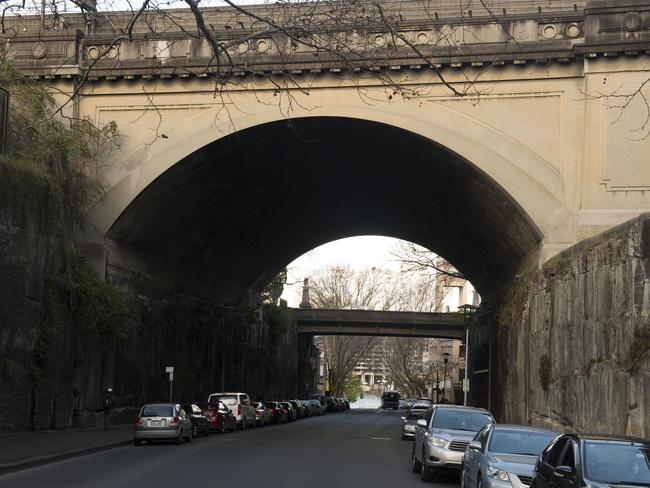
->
left=207, top=392, right=256, bottom=429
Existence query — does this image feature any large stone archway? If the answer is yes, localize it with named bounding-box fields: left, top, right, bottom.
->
left=98, top=113, right=563, bottom=299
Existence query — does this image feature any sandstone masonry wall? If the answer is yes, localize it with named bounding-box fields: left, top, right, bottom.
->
left=0, top=161, right=301, bottom=431
left=491, top=214, right=650, bottom=437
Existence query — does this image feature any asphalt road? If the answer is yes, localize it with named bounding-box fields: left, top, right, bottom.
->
left=0, top=409, right=460, bottom=488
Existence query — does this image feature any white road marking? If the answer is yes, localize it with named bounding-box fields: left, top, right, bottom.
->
left=370, top=437, right=391, bottom=441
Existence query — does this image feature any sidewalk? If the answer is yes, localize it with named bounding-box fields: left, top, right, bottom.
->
left=0, top=424, right=133, bottom=475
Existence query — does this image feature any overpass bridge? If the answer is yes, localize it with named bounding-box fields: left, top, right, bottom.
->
left=292, top=308, right=467, bottom=339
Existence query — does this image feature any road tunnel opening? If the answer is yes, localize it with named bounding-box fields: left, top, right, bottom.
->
left=106, top=116, right=543, bottom=300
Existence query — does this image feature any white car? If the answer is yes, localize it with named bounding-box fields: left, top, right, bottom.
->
left=207, top=392, right=256, bottom=430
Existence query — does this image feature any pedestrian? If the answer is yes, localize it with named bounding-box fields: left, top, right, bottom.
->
left=102, top=387, right=114, bottom=430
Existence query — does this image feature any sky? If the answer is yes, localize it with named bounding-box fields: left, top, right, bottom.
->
left=280, top=235, right=408, bottom=307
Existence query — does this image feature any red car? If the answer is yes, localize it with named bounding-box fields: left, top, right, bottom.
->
left=204, top=401, right=237, bottom=433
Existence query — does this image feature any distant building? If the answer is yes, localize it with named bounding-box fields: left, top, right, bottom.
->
left=424, top=258, right=479, bottom=402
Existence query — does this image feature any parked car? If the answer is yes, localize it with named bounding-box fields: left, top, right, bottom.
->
left=403, top=399, right=417, bottom=410
left=298, top=400, right=311, bottom=418
left=253, top=402, right=272, bottom=426
left=288, top=400, right=303, bottom=419
left=412, top=405, right=495, bottom=482
left=204, top=401, right=237, bottom=433
left=307, top=399, right=324, bottom=416
left=207, top=392, right=256, bottom=430
left=134, top=403, right=193, bottom=445
left=280, top=401, right=297, bottom=421
left=264, top=401, right=288, bottom=424
left=402, top=407, right=428, bottom=440
left=412, top=400, right=433, bottom=410
left=461, top=424, right=558, bottom=488
left=181, top=403, right=211, bottom=438
left=310, top=394, right=327, bottom=414
left=531, top=433, right=650, bottom=488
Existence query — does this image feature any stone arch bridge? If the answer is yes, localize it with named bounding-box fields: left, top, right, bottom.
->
left=4, top=0, right=650, bottom=435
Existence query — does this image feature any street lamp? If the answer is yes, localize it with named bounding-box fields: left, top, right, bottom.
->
left=458, top=304, right=478, bottom=406
left=441, top=352, right=450, bottom=402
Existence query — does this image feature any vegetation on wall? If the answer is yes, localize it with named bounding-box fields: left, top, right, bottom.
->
left=54, top=254, right=130, bottom=350
left=263, top=302, right=293, bottom=384
left=0, top=59, right=118, bottom=222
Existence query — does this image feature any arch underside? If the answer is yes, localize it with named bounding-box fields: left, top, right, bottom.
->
left=106, top=117, right=543, bottom=298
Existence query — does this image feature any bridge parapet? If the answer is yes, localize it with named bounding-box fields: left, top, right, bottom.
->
left=2, top=0, right=649, bottom=80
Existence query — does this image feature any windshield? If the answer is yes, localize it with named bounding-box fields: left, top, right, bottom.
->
left=210, top=395, right=237, bottom=406
left=432, top=409, right=493, bottom=431
left=489, top=430, right=557, bottom=455
left=407, top=410, right=427, bottom=420
left=141, top=405, right=174, bottom=417
left=383, top=392, right=399, bottom=400
left=584, top=443, right=650, bottom=484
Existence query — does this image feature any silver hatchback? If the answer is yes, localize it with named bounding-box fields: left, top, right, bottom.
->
left=134, top=403, right=193, bottom=445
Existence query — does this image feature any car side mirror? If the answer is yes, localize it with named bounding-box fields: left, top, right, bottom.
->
left=401, top=416, right=406, bottom=420
left=554, top=466, right=576, bottom=478
left=416, top=419, right=427, bottom=427
left=469, top=440, right=482, bottom=451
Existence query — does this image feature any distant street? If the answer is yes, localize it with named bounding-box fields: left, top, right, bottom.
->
left=0, top=409, right=460, bottom=488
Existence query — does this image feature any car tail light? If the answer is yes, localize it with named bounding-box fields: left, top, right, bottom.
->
left=238, top=405, right=241, bottom=416
left=135, top=417, right=142, bottom=425
left=170, top=416, right=179, bottom=424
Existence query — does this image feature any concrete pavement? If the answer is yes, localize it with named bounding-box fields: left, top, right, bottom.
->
left=0, top=409, right=460, bottom=488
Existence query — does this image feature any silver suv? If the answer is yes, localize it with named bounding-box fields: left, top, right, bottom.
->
left=412, top=405, right=494, bottom=482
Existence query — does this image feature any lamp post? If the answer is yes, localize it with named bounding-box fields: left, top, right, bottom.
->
left=441, top=353, right=450, bottom=402
left=458, top=304, right=478, bottom=406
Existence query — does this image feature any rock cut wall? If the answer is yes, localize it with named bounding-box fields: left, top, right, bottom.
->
left=491, top=214, right=650, bottom=437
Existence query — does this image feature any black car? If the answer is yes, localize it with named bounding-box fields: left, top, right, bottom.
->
left=181, top=403, right=211, bottom=438
left=532, top=433, right=650, bottom=488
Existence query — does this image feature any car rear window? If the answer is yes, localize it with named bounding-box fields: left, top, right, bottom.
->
left=210, top=395, right=237, bottom=406
left=432, top=409, right=493, bottom=431
left=141, top=405, right=174, bottom=417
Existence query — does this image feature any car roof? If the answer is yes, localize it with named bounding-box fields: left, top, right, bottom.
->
left=434, top=405, right=492, bottom=414
left=563, top=433, right=650, bottom=445
left=491, top=424, right=559, bottom=434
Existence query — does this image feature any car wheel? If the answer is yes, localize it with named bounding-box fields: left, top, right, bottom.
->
left=192, top=424, right=198, bottom=439
left=134, top=439, right=142, bottom=446
left=411, top=444, right=422, bottom=473
left=251, top=417, right=256, bottom=429
left=175, top=430, right=182, bottom=445
left=460, top=465, right=466, bottom=488
left=187, top=426, right=193, bottom=443
left=420, top=448, right=435, bottom=482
